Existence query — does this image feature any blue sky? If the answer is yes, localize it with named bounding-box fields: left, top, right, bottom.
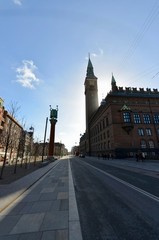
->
left=1, top=0, right=159, bottom=151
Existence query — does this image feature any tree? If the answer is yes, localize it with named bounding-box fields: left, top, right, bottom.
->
left=0, top=102, right=21, bottom=179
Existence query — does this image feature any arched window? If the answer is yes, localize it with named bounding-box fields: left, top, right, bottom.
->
left=140, top=140, right=146, bottom=148
left=148, top=140, right=154, bottom=148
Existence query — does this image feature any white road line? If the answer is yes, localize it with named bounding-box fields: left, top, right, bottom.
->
left=82, top=160, right=159, bottom=203
left=68, top=159, right=83, bottom=240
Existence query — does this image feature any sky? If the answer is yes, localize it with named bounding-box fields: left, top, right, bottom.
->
left=0, top=0, right=159, bottom=151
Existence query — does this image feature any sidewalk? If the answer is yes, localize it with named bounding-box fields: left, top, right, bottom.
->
left=0, top=157, right=82, bottom=240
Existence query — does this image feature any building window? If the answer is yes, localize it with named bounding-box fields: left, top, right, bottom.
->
left=103, top=132, right=106, bottom=139
left=107, top=130, right=110, bottom=138
left=146, top=128, right=152, bottom=136
left=96, top=126, right=98, bottom=134
left=123, top=112, right=131, bottom=123
left=138, top=128, right=144, bottom=136
left=148, top=140, right=154, bottom=148
left=154, top=114, right=159, bottom=124
left=103, top=118, right=105, bottom=128
left=100, top=121, right=102, bottom=131
left=143, top=114, right=151, bottom=124
left=133, top=113, right=141, bottom=124
left=101, top=143, right=103, bottom=150
left=140, top=140, right=146, bottom=148
left=106, top=117, right=109, bottom=126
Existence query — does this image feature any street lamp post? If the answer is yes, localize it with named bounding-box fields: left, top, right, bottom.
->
left=48, top=105, right=58, bottom=159
left=28, top=126, right=34, bottom=169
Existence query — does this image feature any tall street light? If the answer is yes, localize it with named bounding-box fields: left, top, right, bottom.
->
left=48, top=105, right=58, bottom=159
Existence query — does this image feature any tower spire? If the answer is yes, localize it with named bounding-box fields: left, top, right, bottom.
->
left=111, top=73, right=116, bottom=84
left=86, top=56, right=96, bottom=78
left=111, top=73, right=118, bottom=92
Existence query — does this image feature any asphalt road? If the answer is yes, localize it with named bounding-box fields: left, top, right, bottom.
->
left=70, top=157, right=159, bottom=240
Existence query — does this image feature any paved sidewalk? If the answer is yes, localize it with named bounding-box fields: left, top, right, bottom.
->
left=0, top=158, right=82, bottom=240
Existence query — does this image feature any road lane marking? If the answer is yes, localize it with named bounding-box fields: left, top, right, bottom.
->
left=69, top=159, right=83, bottom=240
left=81, top=160, right=159, bottom=203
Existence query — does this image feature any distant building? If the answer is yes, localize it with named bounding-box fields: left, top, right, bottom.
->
left=54, top=142, right=68, bottom=156
left=0, top=108, right=23, bottom=162
left=0, top=99, right=32, bottom=162
left=0, top=98, right=5, bottom=132
left=32, top=141, right=68, bottom=158
left=80, top=59, right=159, bottom=159
left=0, top=98, right=68, bottom=162
left=71, top=145, right=79, bottom=156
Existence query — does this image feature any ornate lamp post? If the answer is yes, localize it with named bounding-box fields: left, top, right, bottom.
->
left=28, top=126, right=34, bottom=168
left=48, top=105, right=58, bottom=159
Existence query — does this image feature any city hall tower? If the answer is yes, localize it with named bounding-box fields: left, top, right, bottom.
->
left=84, top=58, right=99, bottom=154
left=85, top=58, right=99, bottom=131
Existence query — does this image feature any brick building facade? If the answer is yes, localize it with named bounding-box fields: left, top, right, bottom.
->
left=80, top=60, right=159, bottom=159
left=0, top=98, right=31, bottom=163
left=0, top=98, right=5, bottom=132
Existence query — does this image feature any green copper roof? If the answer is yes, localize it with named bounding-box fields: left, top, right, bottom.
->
left=121, top=104, right=131, bottom=111
left=86, top=58, right=95, bottom=78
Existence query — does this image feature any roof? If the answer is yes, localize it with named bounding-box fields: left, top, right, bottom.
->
left=86, top=58, right=97, bottom=78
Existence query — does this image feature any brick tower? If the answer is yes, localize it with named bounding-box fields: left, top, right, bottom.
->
left=84, top=58, right=99, bottom=154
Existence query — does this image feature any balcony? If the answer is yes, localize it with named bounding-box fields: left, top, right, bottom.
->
left=122, top=123, right=134, bottom=134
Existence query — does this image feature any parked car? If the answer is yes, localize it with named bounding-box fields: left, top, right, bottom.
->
left=79, top=153, right=85, bottom=158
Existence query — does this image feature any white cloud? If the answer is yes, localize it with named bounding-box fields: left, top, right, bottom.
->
left=92, top=53, right=98, bottom=57
left=92, top=48, right=104, bottom=58
left=16, top=60, right=40, bottom=89
left=13, top=0, right=22, bottom=6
